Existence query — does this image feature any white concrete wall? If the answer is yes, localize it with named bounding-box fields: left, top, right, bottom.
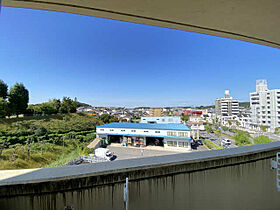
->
left=96, top=127, right=190, bottom=138
left=140, top=116, right=182, bottom=124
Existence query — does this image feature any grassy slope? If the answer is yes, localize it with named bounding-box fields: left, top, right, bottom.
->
left=0, top=113, right=97, bottom=169
left=0, top=114, right=65, bottom=124
left=204, top=139, right=224, bottom=150
left=46, top=147, right=81, bottom=168
left=0, top=144, right=83, bottom=170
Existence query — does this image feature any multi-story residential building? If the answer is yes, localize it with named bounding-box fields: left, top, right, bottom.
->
left=250, top=80, right=280, bottom=132
left=215, top=90, right=239, bottom=117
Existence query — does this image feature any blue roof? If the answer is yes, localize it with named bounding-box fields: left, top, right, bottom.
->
left=95, top=132, right=191, bottom=140
left=97, top=122, right=190, bottom=131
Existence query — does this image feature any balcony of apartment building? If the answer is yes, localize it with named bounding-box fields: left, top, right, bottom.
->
left=251, top=92, right=259, bottom=96
left=221, top=103, right=228, bottom=106
left=251, top=97, right=259, bottom=100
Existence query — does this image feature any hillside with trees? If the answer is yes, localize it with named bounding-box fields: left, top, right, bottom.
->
left=27, top=97, right=77, bottom=115
left=0, top=113, right=103, bottom=169
left=0, top=79, right=105, bottom=169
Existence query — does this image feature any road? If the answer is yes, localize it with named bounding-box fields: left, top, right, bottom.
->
left=200, top=131, right=238, bottom=149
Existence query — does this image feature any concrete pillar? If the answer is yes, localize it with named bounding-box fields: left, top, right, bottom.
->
left=144, top=137, right=146, bottom=146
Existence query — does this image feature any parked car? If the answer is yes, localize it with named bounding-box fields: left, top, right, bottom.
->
left=197, top=140, right=203, bottom=145
left=221, top=139, right=231, bottom=147
left=210, top=130, right=214, bottom=133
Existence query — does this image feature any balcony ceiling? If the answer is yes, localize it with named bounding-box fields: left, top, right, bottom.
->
left=2, top=0, right=280, bottom=49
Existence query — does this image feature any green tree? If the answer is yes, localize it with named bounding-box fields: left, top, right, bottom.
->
left=0, top=80, right=8, bottom=99
left=222, top=126, right=229, bottom=131
left=234, top=131, right=252, bottom=146
left=181, top=114, right=190, bottom=122
left=99, top=114, right=111, bottom=124
left=8, top=83, right=29, bottom=117
left=214, top=129, right=221, bottom=137
left=0, top=98, right=9, bottom=118
left=260, top=125, right=267, bottom=132
left=52, top=99, right=61, bottom=113
left=59, top=97, right=77, bottom=114
left=205, top=125, right=212, bottom=133
left=40, top=101, right=58, bottom=115
left=109, top=116, right=119, bottom=123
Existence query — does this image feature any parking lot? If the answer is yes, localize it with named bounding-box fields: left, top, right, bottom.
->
left=107, top=144, right=184, bottom=160
left=107, top=144, right=208, bottom=161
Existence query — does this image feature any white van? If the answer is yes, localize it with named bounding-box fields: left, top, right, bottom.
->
left=95, top=148, right=115, bottom=161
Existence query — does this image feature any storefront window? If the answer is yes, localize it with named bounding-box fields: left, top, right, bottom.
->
left=167, top=141, right=176, bottom=147
left=178, top=132, right=188, bottom=137
left=178, top=142, right=184, bottom=147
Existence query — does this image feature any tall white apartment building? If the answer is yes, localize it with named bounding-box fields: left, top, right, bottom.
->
left=215, top=90, right=240, bottom=117
left=250, top=80, right=280, bottom=132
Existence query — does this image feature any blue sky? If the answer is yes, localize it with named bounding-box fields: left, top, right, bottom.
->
left=1, top=7, right=280, bottom=107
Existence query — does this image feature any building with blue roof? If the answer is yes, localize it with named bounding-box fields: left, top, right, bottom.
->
left=96, top=122, right=191, bottom=150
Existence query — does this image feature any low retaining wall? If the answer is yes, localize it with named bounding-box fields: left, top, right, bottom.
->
left=0, top=142, right=280, bottom=209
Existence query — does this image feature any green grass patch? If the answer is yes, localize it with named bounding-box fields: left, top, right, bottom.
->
left=204, top=139, right=224, bottom=150
left=253, top=136, right=273, bottom=144
left=45, top=147, right=81, bottom=168
left=203, top=139, right=213, bottom=149
left=0, top=143, right=83, bottom=170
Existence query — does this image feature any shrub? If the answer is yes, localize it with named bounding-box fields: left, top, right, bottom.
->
left=81, top=147, right=93, bottom=155
left=234, top=131, right=252, bottom=146
left=253, top=136, right=273, bottom=144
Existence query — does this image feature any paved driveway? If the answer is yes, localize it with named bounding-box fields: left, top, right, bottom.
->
left=107, top=145, right=188, bottom=161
